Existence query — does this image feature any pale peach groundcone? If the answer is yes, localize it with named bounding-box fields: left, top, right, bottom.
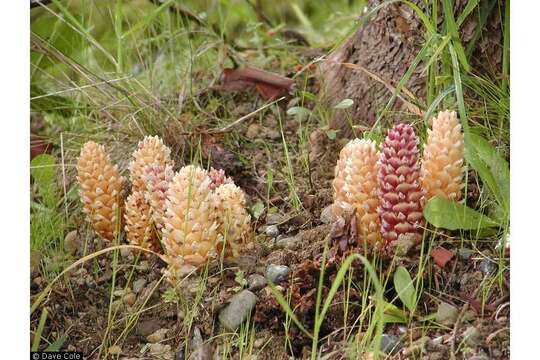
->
left=128, top=136, right=173, bottom=193
left=421, top=110, right=465, bottom=201
left=143, top=162, right=175, bottom=230
left=213, top=183, right=252, bottom=259
left=76, top=141, right=125, bottom=241
left=332, top=140, right=356, bottom=218
left=342, top=139, right=382, bottom=248
left=124, top=190, right=160, bottom=253
left=161, top=165, right=221, bottom=282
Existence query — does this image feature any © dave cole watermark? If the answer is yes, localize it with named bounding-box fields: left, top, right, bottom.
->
left=30, top=352, right=83, bottom=360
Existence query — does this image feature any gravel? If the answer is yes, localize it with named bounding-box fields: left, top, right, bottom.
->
left=266, top=264, right=290, bottom=283
left=218, top=290, right=258, bottom=331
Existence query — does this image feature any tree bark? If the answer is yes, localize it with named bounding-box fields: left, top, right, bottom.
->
left=319, top=0, right=504, bottom=137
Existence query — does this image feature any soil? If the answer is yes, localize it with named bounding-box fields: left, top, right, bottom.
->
left=30, top=92, right=509, bottom=359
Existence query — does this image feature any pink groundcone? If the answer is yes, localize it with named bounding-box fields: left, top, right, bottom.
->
left=378, top=123, right=424, bottom=255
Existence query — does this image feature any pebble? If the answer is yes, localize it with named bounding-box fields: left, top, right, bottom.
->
left=120, top=247, right=132, bottom=258
left=123, top=292, right=136, bottom=306
left=265, top=213, right=283, bottom=225
left=275, top=236, right=299, bottom=250
left=320, top=205, right=335, bottom=224
left=136, top=320, right=162, bottom=337
left=380, top=334, right=402, bottom=354
left=108, top=345, right=122, bottom=355
left=265, top=225, right=279, bottom=238
left=247, top=274, right=267, bottom=291
left=254, top=338, right=265, bottom=348
left=246, top=124, right=262, bottom=139
left=147, top=328, right=168, bottom=344
left=266, top=264, right=290, bottom=283
left=175, top=347, right=185, bottom=360
left=463, top=326, right=482, bottom=347
left=458, top=248, right=474, bottom=260
left=436, top=302, right=459, bottom=326
left=64, top=230, right=79, bottom=256
left=218, top=290, right=258, bottom=331
left=133, top=278, right=147, bottom=294
left=264, top=129, right=281, bottom=140
left=188, top=327, right=213, bottom=360
left=479, top=258, right=497, bottom=275
left=148, top=343, right=173, bottom=359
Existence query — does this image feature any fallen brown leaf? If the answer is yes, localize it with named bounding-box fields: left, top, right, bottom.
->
left=212, top=65, right=295, bottom=101
left=431, top=247, right=455, bottom=268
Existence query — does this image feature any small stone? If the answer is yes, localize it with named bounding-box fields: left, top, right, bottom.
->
left=458, top=248, right=474, bottom=260
left=148, top=343, right=173, bottom=359
left=479, top=258, right=497, bottom=275
left=147, top=328, right=169, bottom=343
left=108, top=345, right=122, bottom=355
left=123, top=292, right=136, bottom=306
left=462, top=309, right=476, bottom=323
left=265, top=225, right=279, bottom=238
left=64, top=230, right=79, bottom=256
left=136, top=320, right=161, bottom=337
left=275, top=236, right=299, bottom=250
left=264, top=129, right=281, bottom=140
left=463, top=326, right=482, bottom=347
left=436, top=302, right=459, bottom=326
left=247, top=274, right=267, bottom=291
left=120, top=247, right=132, bottom=258
left=175, top=347, right=185, bottom=360
left=133, top=278, right=147, bottom=294
left=265, top=213, right=283, bottom=225
left=320, top=205, right=335, bottom=224
left=218, top=290, right=258, bottom=331
left=254, top=338, right=265, bottom=348
left=379, top=334, right=402, bottom=354
left=246, top=124, right=262, bottom=139
left=266, top=264, right=290, bottom=283
left=188, top=327, right=213, bottom=360
left=402, top=336, right=429, bottom=356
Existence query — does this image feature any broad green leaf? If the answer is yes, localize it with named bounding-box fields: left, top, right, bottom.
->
left=465, top=133, right=510, bottom=216
left=286, top=106, right=310, bottom=116
left=424, top=196, right=499, bottom=230
left=250, top=201, right=265, bottom=220
left=382, top=300, right=408, bottom=323
left=394, top=266, right=416, bottom=313
left=325, top=129, right=338, bottom=140
left=334, top=98, right=353, bottom=109
left=45, top=334, right=67, bottom=352
left=31, top=154, right=58, bottom=209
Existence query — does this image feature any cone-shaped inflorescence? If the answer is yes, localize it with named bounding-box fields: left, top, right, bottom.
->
left=208, top=167, right=233, bottom=190
left=214, top=183, right=252, bottom=259
left=129, top=136, right=173, bottom=192
left=332, top=141, right=356, bottom=218
left=161, top=165, right=221, bottom=282
left=332, top=139, right=381, bottom=250
left=77, top=141, right=125, bottom=241
left=378, top=124, right=424, bottom=255
left=143, top=162, right=174, bottom=230
left=124, top=190, right=160, bottom=253
left=343, top=139, right=381, bottom=248
left=421, top=110, right=465, bottom=201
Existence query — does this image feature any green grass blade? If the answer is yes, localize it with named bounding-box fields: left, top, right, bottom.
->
left=32, top=308, right=48, bottom=351
left=448, top=43, right=469, bottom=134
left=443, top=0, right=471, bottom=72
left=456, top=0, right=480, bottom=27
